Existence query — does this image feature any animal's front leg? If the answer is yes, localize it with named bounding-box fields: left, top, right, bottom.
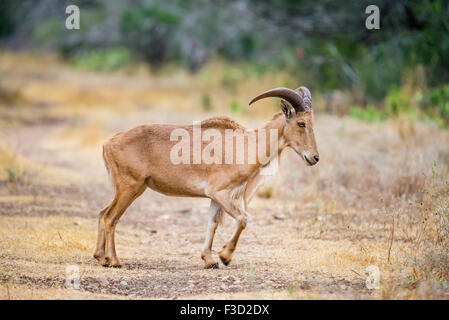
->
left=201, top=200, right=221, bottom=269
left=218, top=214, right=247, bottom=266
left=211, top=190, right=248, bottom=266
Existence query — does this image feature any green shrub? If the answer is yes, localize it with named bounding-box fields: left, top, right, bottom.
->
left=416, top=84, right=449, bottom=127
left=386, top=86, right=411, bottom=115
left=32, top=19, right=63, bottom=47
left=71, top=48, right=132, bottom=72
left=348, top=106, right=387, bottom=123
left=229, top=98, right=242, bottom=113
left=5, top=166, right=27, bottom=185
left=201, top=93, right=212, bottom=111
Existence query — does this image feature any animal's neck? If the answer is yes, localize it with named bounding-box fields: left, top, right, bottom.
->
left=262, top=111, right=286, bottom=134
left=254, top=112, right=287, bottom=166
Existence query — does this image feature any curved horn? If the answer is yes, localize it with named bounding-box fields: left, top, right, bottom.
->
left=249, top=87, right=306, bottom=112
left=296, top=86, right=312, bottom=109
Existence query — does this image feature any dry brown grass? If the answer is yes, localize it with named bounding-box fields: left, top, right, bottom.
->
left=0, top=51, right=448, bottom=299
left=273, top=115, right=449, bottom=298
left=0, top=142, right=81, bottom=189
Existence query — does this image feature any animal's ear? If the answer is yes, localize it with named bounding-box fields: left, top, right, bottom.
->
left=281, top=99, right=294, bottom=119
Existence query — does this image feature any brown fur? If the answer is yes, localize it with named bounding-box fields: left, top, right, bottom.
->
left=200, top=117, right=246, bottom=130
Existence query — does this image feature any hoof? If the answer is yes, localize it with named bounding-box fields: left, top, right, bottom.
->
left=93, top=252, right=104, bottom=262
left=204, top=262, right=219, bottom=269
left=100, top=256, right=110, bottom=267
left=109, top=258, right=121, bottom=268
left=100, top=256, right=120, bottom=268
left=219, top=256, right=231, bottom=266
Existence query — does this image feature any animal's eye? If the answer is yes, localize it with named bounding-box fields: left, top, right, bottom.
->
left=297, top=122, right=306, bottom=128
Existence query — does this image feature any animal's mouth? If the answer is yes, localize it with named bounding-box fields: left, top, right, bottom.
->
left=303, top=154, right=316, bottom=166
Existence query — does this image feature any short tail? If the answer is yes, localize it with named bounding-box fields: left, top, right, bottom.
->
left=102, top=145, right=115, bottom=189
left=102, top=145, right=109, bottom=174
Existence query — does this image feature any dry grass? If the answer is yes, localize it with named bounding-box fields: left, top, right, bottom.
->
left=0, top=51, right=448, bottom=299
left=0, top=142, right=82, bottom=189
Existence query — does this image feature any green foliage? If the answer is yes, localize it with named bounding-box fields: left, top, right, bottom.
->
left=386, top=86, right=411, bottom=115
left=121, top=4, right=180, bottom=30
left=349, top=106, right=387, bottom=123
left=355, top=44, right=405, bottom=100
left=219, top=33, right=261, bottom=61
left=2, top=0, right=449, bottom=122
left=120, top=2, right=181, bottom=66
left=287, top=285, right=297, bottom=295
left=421, top=84, right=449, bottom=127
left=0, top=0, right=18, bottom=38
left=229, top=98, right=242, bottom=113
left=5, top=166, right=27, bottom=185
left=201, top=93, right=212, bottom=111
left=71, top=48, right=132, bottom=72
left=402, top=0, right=449, bottom=86
left=32, top=19, right=64, bottom=47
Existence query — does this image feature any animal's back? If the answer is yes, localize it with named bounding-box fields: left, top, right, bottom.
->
left=200, top=117, right=246, bottom=131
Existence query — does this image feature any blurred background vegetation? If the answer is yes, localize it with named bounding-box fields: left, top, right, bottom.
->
left=1, top=0, right=449, bottom=125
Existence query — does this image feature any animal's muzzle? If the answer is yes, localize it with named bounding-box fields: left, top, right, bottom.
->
left=303, top=154, right=319, bottom=166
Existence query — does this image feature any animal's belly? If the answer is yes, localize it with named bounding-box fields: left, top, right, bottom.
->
left=146, top=173, right=208, bottom=198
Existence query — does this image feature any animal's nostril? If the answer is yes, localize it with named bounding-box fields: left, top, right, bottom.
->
left=314, top=155, right=320, bottom=162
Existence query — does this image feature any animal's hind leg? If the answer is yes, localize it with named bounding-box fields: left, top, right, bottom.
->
left=102, top=179, right=146, bottom=267
left=201, top=200, right=221, bottom=269
left=93, top=203, right=114, bottom=261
